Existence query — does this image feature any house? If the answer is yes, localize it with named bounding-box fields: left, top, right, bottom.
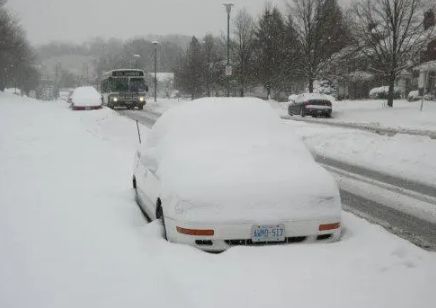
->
left=413, top=10, right=436, bottom=96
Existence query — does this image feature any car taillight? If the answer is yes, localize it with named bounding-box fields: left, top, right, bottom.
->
left=319, top=223, right=340, bottom=231
left=176, top=227, right=215, bottom=236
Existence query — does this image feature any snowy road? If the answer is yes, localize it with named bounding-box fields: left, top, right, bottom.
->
left=119, top=108, right=436, bottom=250
left=2, top=95, right=436, bottom=308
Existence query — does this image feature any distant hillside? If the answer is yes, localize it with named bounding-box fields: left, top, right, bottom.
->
left=35, top=35, right=190, bottom=81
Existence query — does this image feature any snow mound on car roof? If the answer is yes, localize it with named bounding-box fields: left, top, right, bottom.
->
left=72, top=86, right=100, bottom=99
left=142, top=97, right=341, bottom=221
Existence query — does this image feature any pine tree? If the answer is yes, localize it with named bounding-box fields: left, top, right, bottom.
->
left=174, top=36, right=205, bottom=99
left=232, top=8, right=256, bottom=97
left=254, top=6, right=289, bottom=98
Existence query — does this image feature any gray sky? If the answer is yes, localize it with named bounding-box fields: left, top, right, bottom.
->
left=7, top=0, right=351, bottom=45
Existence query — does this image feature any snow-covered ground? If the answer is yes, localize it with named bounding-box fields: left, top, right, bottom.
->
left=1, top=93, right=436, bottom=308
left=331, top=99, right=436, bottom=133
left=287, top=120, right=436, bottom=185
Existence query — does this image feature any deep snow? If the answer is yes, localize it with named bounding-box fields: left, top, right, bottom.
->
left=286, top=120, right=436, bottom=185
left=1, top=93, right=436, bottom=308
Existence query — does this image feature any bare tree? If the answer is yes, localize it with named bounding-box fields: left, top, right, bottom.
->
left=287, top=0, right=350, bottom=92
left=0, top=1, right=39, bottom=93
left=232, top=8, right=256, bottom=97
left=349, top=0, right=434, bottom=107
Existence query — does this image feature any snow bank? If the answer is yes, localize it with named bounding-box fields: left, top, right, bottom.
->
left=143, top=98, right=341, bottom=222
left=329, top=99, right=436, bottom=133
left=286, top=120, right=436, bottom=185
left=1, top=94, right=436, bottom=308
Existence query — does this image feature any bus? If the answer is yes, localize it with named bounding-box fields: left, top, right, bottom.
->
left=100, top=69, right=149, bottom=110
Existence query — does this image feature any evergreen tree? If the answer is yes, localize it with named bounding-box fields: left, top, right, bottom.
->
left=232, top=8, right=256, bottom=97
left=254, top=5, right=288, bottom=98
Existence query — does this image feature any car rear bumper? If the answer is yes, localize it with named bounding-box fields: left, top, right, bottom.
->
left=305, top=107, right=332, bottom=115
left=165, top=216, right=342, bottom=252
left=72, top=105, right=102, bottom=110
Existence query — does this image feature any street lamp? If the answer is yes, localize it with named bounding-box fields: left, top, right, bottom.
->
left=223, top=3, right=234, bottom=97
left=152, top=41, right=159, bottom=102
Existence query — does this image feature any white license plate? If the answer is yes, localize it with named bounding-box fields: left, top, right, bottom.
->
left=85, top=106, right=91, bottom=110
left=252, top=224, right=285, bottom=242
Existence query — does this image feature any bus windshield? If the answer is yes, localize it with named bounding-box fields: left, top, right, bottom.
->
left=110, top=77, right=129, bottom=92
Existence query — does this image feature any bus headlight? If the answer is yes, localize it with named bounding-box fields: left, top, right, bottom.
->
left=139, top=96, right=145, bottom=102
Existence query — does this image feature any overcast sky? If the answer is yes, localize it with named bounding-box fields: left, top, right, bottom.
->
left=7, top=0, right=351, bottom=45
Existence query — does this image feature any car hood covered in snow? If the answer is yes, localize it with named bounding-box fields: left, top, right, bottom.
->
left=141, top=98, right=341, bottom=222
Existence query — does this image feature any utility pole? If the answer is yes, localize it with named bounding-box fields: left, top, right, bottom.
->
left=223, top=3, right=234, bottom=97
left=152, top=41, right=159, bottom=102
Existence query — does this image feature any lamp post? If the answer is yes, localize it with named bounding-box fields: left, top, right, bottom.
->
left=223, top=3, right=234, bottom=97
left=152, top=41, right=159, bottom=102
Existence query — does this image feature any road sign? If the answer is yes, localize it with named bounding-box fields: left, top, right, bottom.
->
left=225, top=65, right=232, bottom=76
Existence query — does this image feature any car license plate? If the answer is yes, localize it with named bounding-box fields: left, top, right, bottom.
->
left=252, top=224, right=285, bottom=242
left=85, top=106, right=91, bottom=110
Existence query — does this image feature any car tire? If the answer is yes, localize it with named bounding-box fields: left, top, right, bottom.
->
left=138, top=105, right=144, bottom=110
left=300, top=107, right=306, bottom=117
left=156, top=201, right=167, bottom=240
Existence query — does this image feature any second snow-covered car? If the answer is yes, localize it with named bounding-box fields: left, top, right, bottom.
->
left=133, top=98, right=342, bottom=252
left=70, top=86, right=103, bottom=110
left=288, top=93, right=334, bottom=118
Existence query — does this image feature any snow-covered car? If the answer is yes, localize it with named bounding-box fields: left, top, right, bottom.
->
left=408, top=90, right=420, bottom=102
left=407, top=90, right=421, bottom=102
left=407, top=90, right=435, bottom=102
left=133, top=98, right=342, bottom=252
left=288, top=93, right=333, bottom=118
left=369, top=86, right=401, bottom=99
left=288, top=94, right=298, bottom=103
left=70, top=86, right=103, bottom=110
